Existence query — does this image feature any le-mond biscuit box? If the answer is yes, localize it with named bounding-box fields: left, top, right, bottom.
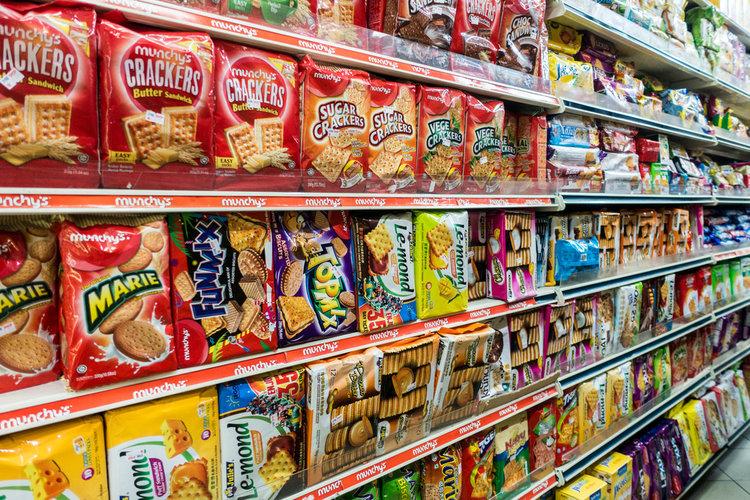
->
left=106, top=388, right=220, bottom=500
left=169, top=213, right=275, bottom=368
left=219, top=368, right=305, bottom=499
left=271, top=211, right=357, bottom=346
left=351, top=212, right=416, bottom=333
left=0, top=415, right=108, bottom=499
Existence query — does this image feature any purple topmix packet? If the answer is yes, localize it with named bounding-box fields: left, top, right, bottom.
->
left=621, top=441, right=652, bottom=500
left=641, top=432, right=671, bottom=500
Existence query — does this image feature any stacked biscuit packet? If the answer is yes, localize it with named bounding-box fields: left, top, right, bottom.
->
left=543, top=301, right=574, bottom=376
left=487, top=211, right=537, bottom=302
left=508, top=310, right=544, bottom=389
left=570, top=295, right=597, bottom=370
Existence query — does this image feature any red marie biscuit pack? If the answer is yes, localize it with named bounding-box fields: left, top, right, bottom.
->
left=98, top=20, right=215, bottom=190
left=0, top=4, right=99, bottom=188
left=214, top=41, right=301, bottom=191
left=58, top=216, right=176, bottom=390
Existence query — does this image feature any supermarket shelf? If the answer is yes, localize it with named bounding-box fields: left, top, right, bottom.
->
left=560, top=192, right=715, bottom=206
left=711, top=295, right=750, bottom=318
left=714, top=194, right=750, bottom=205
left=711, top=338, right=750, bottom=375
left=708, top=127, right=750, bottom=160
left=506, top=471, right=557, bottom=500
left=712, top=242, right=750, bottom=262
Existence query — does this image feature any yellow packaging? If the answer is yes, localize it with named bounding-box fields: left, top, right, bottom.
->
left=0, top=415, right=108, bottom=499
left=667, top=405, right=697, bottom=474
left=590, top=452, right=632, bottom=500
left=414, top=210, right=469, bottom=319
left=682, top=399, right=712, bottom=466
left=556, top=474, right=609, bottom=500
left=578, top=375, right=605, bottom=445
left=105, top=388, right=220, bottom=499
left=606, top=363, right=632, bottom=426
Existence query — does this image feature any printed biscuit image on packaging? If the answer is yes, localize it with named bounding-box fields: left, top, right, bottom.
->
left=656, top=274, right=675, bottom=324
left=543, top=301, right=573, bottom=376
left=590, top=452, right=632, bottom=500
left=606, top=362, right=631, bottom=426
left=468, top=211, right=488, bottom=301
left=478, top=316, right=512, bottom=403
left=596, top=212, right=620, bottom=270
left=465, top=97, right=504, bottom=194
left=556, top=387, right=578, bottom=466
left=620, top=212, right=637, bottom=265
left=614, top=283, right=641, bottom=350
left=105, top=388, right=220, bottom=500
left=487, top=211, right=537, bottom=303
left=577, top=377, right=602, bottom=445
left=300, top=56, right=370, bottom=192
left=351, top=212, right=416, bottom=333
left=571, top=295, right=596, bottom=370
left=219, top=367, right=305, bottom=499
left=460, top=429, right=495, bottom=499
left=271, top=211, right=356, bottom=346
left=635, top=209, right=657, bottom=262
left=493, top=413, right=529, bottom=495
left=169, top=213, right=276, bottom=368
left=664, top=209, right=689, bottom=255
left=675, top=272, right=699, bottom=319
left=730, top=259, right=743, bottom=298
left=422, top=444, right=462, bottom=500
left=508, top=309, right=543, bottom=390
left=450, top=0, right=501, bottom=62
left=528, top=401, right=556, bottom=470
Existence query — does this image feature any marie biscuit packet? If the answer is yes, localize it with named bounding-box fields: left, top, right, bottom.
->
left=493, top=413, right=529, bottom=495
left=589, top=452, right=632, bottom=500
left=169, top=212, right=275, bottom=368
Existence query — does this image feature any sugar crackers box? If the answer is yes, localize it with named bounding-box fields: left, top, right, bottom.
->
left=271, top=211, right=357, bottom=346
left=169, top=213, right=275, bottom=367
left=351, top=212, right=416, bottom=332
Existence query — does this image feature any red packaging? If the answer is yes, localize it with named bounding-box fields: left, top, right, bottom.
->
left=695, top=266, right=712, bottom=315
left=515, top=114, right=548, bottom=180
left=368, top=79, right=417, bottom=192
left=214, top=41, right=301, bottom=192
left=496, top=0, right=546, bottom=75
left=687, top=328, right=706, bottom=379
left=58, top=217, right=177, bottom=390
left=555, top=387, right=578, bottom=466
left=636, top=138, right=660, bottom=163
left=389, top=0, right=457, bottom=50
left=300, top=56, right=369, bottom=192
left=529, top=401, right=557, bottom=470
left=502, top=112, right=517, bottom=179
left=417, top=86, right=467, bottom=193
left=674, top=272, right=699, bottom=319
left=450, top=0, right=502, bottom=62
left=98, top=20, right=215, bottom=190
left=670, top=337, right=688, bottom=386
left=639, top=162, right=653, bottom=194
left=0, top=5, right=99, bottom=188
left=600, top=122, right=637, bottom=153
left=460, top=429, right=495, bottom=498
left=465, top=97, right=504, bottom=194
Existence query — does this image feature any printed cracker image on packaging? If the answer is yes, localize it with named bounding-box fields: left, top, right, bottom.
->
left=98, top=20, right=215, bottom=189
left=414, top=210, right=469, bottom=319
left=0, top=415, right=108, bottom=499
left=543, top=301, right=573, bottom=376
left=0, top=5, right=99, bottom=188
left=169, top=212, right=275, bottom=368
left=219, top=367, right=305, bottom=499
left=493, top=413, right=529, bottom=495
left=508, top=309, right=543, bottom=390
left=528, top=401, right=556, bottom=470
left=556, top=387, right=578, bottom=466
left=487, top=211, right=537, bottom=302
left=465, top=97, right=504, bottom=193
left=214, top=41, right=301, bottom=191
left=271, top=210, right=356, bottom=346
left=105, top=388, right=220, bottom=500
left=58, top=216, right=176, bottom=390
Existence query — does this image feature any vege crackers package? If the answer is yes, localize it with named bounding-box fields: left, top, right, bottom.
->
left=105, top=388, right=220, bottom=500
left=487, top=211, right=537, bottom=302
left=0, top=415, right=108, bottom=499
left=465, top=97, right=504, bottom=193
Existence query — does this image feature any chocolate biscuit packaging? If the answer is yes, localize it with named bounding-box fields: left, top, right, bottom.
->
left=98, top=20, right=215, bottom=189
left=478, top=316, right=512, bottom=402
left=543, top=301, right=573, bottom=376
left=168, top=213, right=276, bottom=368
left=450, top=0, right=502, bottom=62
left=0, top=5, right=99, bottom=188
left=496, top=0, right=546, bottom=75
left=465, top=97, right=504, bottom=194
left=487, top=211, right=536, bottom=302
left=214, top=42, right=301, bottom=191
left=389, top=0, right=458, bottom=52
left=351, top=212, right=416, bottom=333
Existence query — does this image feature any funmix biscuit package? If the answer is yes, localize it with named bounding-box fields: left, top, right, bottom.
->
left=214, top=42, right=300, bottom=191
left=509, top=309, right=544, bottom=389
left=0, top=5, right=99, bottom=188
left=556, top=387, right=579, bottom=466
left=0, top=415, right=107, bottom=499
left=368, top=79, right=418, bottom=192
left=487, top=211, right=537, bottom=302
left=351, top=212, right=416, bottom=333
left=571, top=295, right=597, bottom=370
left=0, top=217, right=59, bottom=393
left=58, top=216, right=176, bottom=390
left=271, top=211, right=356, bottom=347
left=529, top=402, right=557, bottom=470
left=417, top=87, right=467, bottom=193
left=169, top=213, right=275, bottom=367
left=98, top=20, right=214, bottom=189
left=544, top=302, right=573, bottom=376
left=219, top=368, right=305, bottom=499
left=465, top=97, right=504, bottom=193
left=300, top=56, right=369, bottom=192
left=422, top=445, right=462, bottom=500
left=106, top=388, right=219, bottom=499
left=461, top=430, right=495, bottom=499
left=664, top=209, right=689, bottom=255
left=414, top=210, right=469, bottom=319
left=590, top=452, right=632, bottom=500
left=639, top=280, right=656, bottom=333
left=493, top=414, right=529, bottom=495
left=606, top=362, right=631, bottom=426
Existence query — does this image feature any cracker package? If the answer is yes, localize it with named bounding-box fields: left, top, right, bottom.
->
left=351, top=212, right=416, bottom=333
left=169, top=213, right=275, bottom=367
left=58, top=216, right=176, bottom=390
left=501, top=112, right=518, bottom=179
left=493, top=413, right=529, bottom=495
left=414, top=210, right=469, bottom=319
left=597, top=212, right=621, bottom=270
left=468, top=211, right=488, bottom=301
left=556, top=387, right=579, bottom=466
left=271, top=211, right=356, bottom=346
left=606, top=362, right=632, bottom=426
left=556, top=475, right=608, bottom=500
left=571, top=295, right=597, bottom=370
left=0, top=5, right=99, bottom=188
left=614, top=283, right=641, bottom=350
left=306, top=348, right=383, bottom=483
left=105, top=388, right=220, bottom=499
left=656, top=274, right=675, bottom=324
left=0, top=415, right=108, bottom=499
left=222, top=0, right=315, bottom=30
left=465, top=97, right=504, bottom=193
left=450, top=0, right=501, bottom=62
left=590, top=452, right=633, bottom=500
left=670, top=337, right=688, bottom=386
left=682, top=399, right=712, bottom=465
left=214, top=42, right=300, bottom=191
left=422, top=445, right=462, bottom=500
left=544, top=302, right=573, bottom=376
left=417, top=87, right=467, bottom=193
left=529, top=401, right=557, bottom=470
left=509, top=309, right=544, bottom=389
left=300, top=56, right=369, bottom=192
left=700, top=391, right=728, bottom=451
left=368, top=79, right=418, bottom=192
left=675, top=272, right=699, bottom=319
left=515, top=114, right=548, bottom=180
left=496, top=0, right=546, bottom=75
left=487, top=211, right=537, bottom=302
left=596, top=291, right=615, bottom=358
left=218, top=368, right=305, bottom=498
left=380, top=464, right=422, bottom=500
left=653, top=346, right=671, bottom=396
left=0, top=217, right=59, bottom=393
left=578, top=376, right=604, bottom=445
left=461, top=429, right=496, bottom=499
left=316, top=0, right=367, bottom=42
left=341, top=482, right=380, bottom=500
left=712, top=263, right=730, bottom=305
left=98, top=20, right=214, bottom=189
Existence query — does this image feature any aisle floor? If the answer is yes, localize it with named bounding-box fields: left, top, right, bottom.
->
left=692, top=427, right=750, bottom=498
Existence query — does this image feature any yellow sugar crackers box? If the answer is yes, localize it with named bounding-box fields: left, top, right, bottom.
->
left=590, top=452, right=632, bottom=500
left=556, top=474, right=609, bottom=500
left=414, top=210, right=469, bottom=319
left=105, top=388, right=220, bottom=500
left=0, top=415, right=108, bottom=499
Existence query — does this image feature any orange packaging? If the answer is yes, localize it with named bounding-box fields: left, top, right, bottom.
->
left=465, top=96, right=504, bottom=194
left=515, top=114, right=548, bottom=180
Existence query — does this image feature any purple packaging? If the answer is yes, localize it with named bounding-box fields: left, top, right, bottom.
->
left=641, top=432, right=670, bottom=500
left=543, top=301, right=574, bottom=376
left=632, top=354, right=654, bottom=410
left=487, top=211, right=537, bottom=302
left=620, top=441, right=651, bottom=500
left=655, top=423, right=684, bottom=498
left=271, top=210, right=357, bottom=346
left=663, top=419, right=691, bottom=490
left=581, top=32, right=618, bottom=62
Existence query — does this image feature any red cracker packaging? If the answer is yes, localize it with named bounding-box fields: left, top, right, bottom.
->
left=98, top=20, right=215, bottom=190
left=58, top=216, right=177, bottom=390
left=515, top=114, right=547, bottom=180
left=417, top=86, right=467, bottom=193
left=214, top=41, right=301, bottom=191
left=300, top=56, right=370, bottom=192
left=0, top=5, right=99, bottom=188
left=465, top=96, right=504, bottom=194
left=496, top=0, right=545, bottom=75
left=450, top=0, right=502, bottom=62
left=368, top=79, right=417, bottom=192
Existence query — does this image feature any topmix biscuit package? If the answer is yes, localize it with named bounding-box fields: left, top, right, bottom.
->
left=98, top=20, right=215, bottom=189
left=0, top=4, right=99, bottom=188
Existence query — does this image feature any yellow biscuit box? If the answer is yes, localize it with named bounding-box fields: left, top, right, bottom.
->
left=0, top=415, right=108, bottom=499
left=556, top=474, right=610, bottom=500
left=589, top=452, right=632, bottom=500
left=105, top=388, right=220, bottom=499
